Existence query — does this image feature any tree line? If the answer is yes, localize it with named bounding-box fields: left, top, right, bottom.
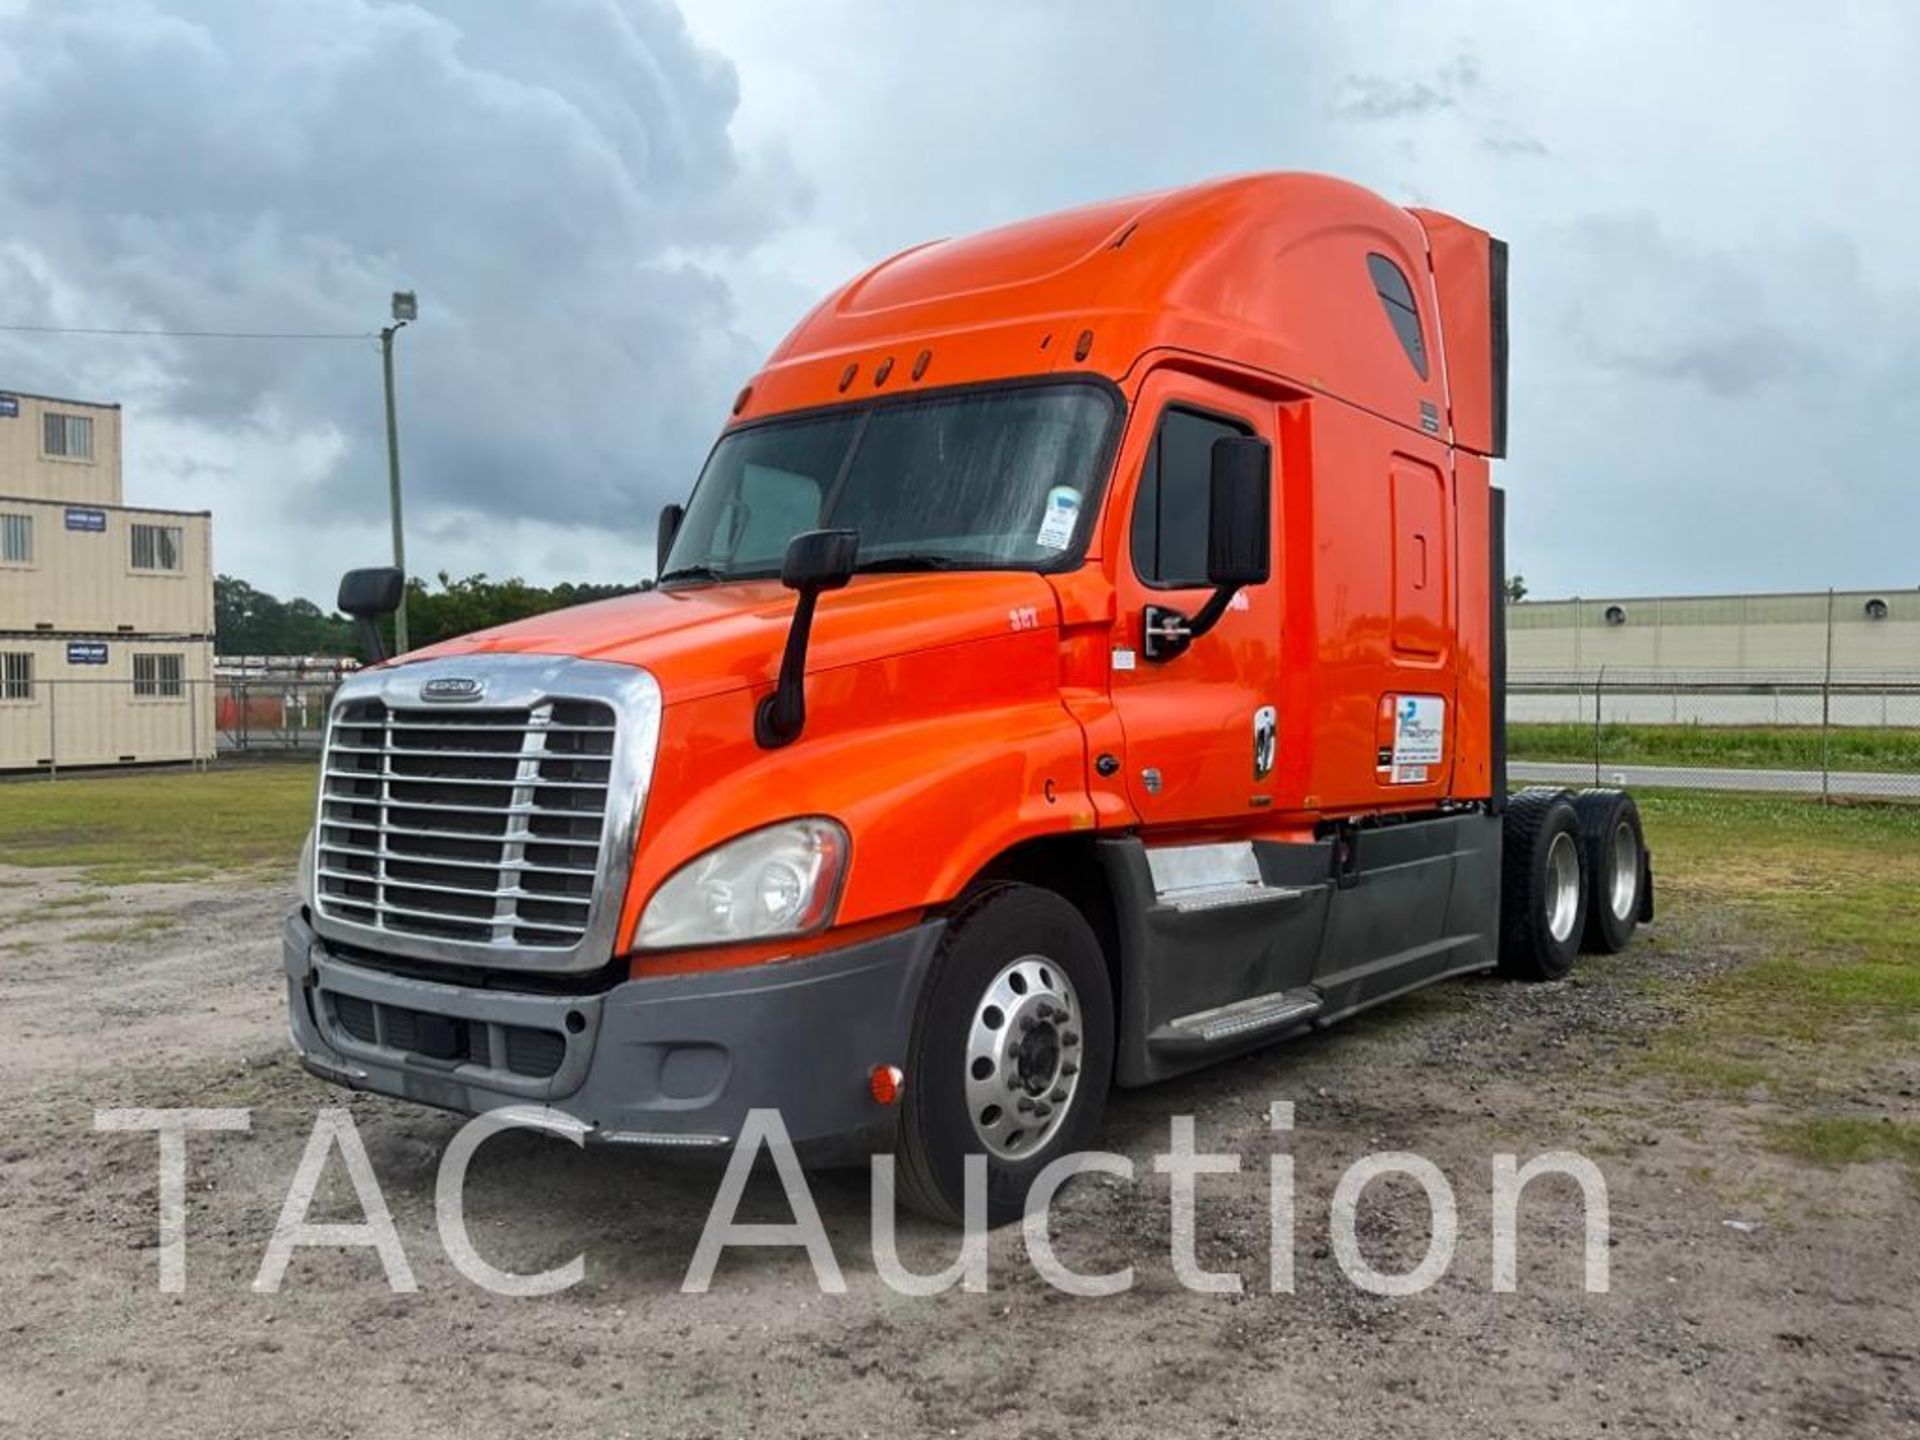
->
left=214, top=573, right=643, bottom=657
left=215, top=568, right=1538, bottom=657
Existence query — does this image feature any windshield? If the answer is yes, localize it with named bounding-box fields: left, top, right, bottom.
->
left=662, top=381, right=1118, bottom=581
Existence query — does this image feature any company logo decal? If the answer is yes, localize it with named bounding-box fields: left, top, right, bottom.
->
left=421, top=676, right=485, bottom=703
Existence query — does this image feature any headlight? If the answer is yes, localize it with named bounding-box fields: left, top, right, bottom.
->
left=298, top=826, right=317, bottom=902
left=636, top=818, right=848, bottom=950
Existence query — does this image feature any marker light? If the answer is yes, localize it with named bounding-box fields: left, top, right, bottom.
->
left=869, top=1064, right=904, bottom=1107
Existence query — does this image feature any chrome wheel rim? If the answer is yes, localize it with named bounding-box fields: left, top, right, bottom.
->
left=1546, top=830, right=1582, bottom=944
left=965, top=955, right=1084, bottom=1161
left=1609, top=820, right=1640, bottom=922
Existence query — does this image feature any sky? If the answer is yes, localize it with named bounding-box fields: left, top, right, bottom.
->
left=0, top=0, right=1913, bottom=604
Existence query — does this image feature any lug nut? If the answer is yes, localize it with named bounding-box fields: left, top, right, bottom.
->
left=1016, top=1096, right=1035, bottom=1113
left=1019, top=1015, right=1036, bottom=1032
left=1060, top=1062, right=1078, bottom=1077
left=1062, top=1031, right=1080, bottom=1046
left=1032, top=1103, right=1052, bottom=1119
left=1050, top=1086, right=1067, bottom=1102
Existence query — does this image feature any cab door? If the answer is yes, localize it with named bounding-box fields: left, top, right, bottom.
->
left=1106, top=370, right=1281, bottom=828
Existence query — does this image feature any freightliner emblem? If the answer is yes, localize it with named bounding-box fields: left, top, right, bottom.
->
left=421, top=676, right=486, bottom=703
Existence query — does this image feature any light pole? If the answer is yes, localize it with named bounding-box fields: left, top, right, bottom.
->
left=382, top=290, right=417, bottom=652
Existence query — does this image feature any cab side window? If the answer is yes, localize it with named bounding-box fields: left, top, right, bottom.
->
left=1130, top=408, right=1250, bottom=588
left=1366, top=253, right=1429, bottom=380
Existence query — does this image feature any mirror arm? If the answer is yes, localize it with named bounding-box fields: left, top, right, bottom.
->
left=353, top=616, right=390, bottom=666
left=1185, top=583, right=1239, bottom=641
left=756, top=589, right=821, bottom=748
left=1143, top=582, right=1241, bottom=664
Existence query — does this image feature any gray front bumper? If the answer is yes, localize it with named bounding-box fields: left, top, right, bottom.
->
left=284, top=909, right=943, bottom=1151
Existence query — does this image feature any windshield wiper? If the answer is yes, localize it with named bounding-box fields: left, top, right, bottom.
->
left=852, top=551, right=1003, bottom=574
left=656, top=563, right=730, bottom=585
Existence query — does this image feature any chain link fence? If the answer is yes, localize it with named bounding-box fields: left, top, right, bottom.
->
left=214, top=677, right=340, bottom=755
left=6, top=669, right=1918, bottom=801
left=1510, top=669, right=1920, bottom=800
left=0, top=678, right=342, bottom=774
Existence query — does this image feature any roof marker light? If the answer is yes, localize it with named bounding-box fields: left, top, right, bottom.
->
left=838, top=363, right=858, bottom=392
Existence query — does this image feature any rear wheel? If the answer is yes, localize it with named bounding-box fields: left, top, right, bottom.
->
left=895, top=884, right=1114, bottom=1226
left=1498, top=791, right=1588, bottom=981
left=1571, top=789, right=1645, bottom=953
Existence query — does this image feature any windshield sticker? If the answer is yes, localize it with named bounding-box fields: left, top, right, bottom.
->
left=1036, top=486, right=1080, bottom=550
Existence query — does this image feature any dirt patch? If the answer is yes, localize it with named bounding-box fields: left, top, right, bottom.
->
left=1, top=865, right=1915, bottom=1438
left=0, top=866, right=294, bottom=1084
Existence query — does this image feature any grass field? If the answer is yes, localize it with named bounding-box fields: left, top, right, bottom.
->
left=1, top=761, right=1913, bottom=1175
left=1512, top=722, right=1920, bottom=771
left=0, top=761, right=317, bottom=883
left=1627, top=791, right=1920, bottom=1174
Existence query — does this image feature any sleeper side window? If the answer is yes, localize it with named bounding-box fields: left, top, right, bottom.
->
left=1366, top=253, right=1430, bottom=380
left=1130, top=407, right=1251, bottom=589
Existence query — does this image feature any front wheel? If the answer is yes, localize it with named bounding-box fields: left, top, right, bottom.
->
left=895, top=884, right=1114, bottom=1226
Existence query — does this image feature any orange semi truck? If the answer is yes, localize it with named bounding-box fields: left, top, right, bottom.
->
left=288, top=173, right=1651, bottom=1223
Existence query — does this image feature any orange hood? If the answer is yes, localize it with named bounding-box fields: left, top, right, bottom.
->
left=400, top=571, right=1064, bottom=705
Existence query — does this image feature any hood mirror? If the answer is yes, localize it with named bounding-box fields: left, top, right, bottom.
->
left=755, top=529, right=859, bottom=748
left=337, top=566, right=405, bottom=665
left=656, top=503, right=685, bottom=581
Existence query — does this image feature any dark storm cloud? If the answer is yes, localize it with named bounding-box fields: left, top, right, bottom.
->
left=0, top=0, right=800, bottom=532
left=2, top=0, right=1913, bottom=598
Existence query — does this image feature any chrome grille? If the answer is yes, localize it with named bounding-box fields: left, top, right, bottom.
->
left=315, top=697, right=616, bottom=949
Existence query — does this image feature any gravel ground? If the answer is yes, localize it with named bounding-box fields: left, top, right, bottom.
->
left=1, top=864, right=1915, bottom=1438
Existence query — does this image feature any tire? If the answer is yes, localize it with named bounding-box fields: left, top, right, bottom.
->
left=1498, top=791, right=1588, bottom=981
left=895, top=884, right=1114, bottom=1227
left=1571, top=789, right=1645, bottom=954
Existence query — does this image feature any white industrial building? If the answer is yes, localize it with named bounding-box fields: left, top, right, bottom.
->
left=1509, top=588, right=1919, bottom=680
left=0, top=389, right=215, bottom=769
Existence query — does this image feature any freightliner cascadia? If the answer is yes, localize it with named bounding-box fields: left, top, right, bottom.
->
left=288, top=172, right=1651, bottom=1224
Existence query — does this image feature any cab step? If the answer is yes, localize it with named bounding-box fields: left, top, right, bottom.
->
left=1149, top=987, right=1325, bottom=1055
left=1144, top=841, right=1314, bottom=914
left=1155, top=880, right=1312, bottom=914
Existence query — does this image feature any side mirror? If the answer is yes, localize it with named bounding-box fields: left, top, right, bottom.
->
left=656, top=503, right=685, bottom=579
left=756, top=529, right=860, bottom=748
left=337, top=566, right=405, bottom=665
left=1206, top=436, right=1272, bottom=588
left=1144, top=436, right=1272, bottom=662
